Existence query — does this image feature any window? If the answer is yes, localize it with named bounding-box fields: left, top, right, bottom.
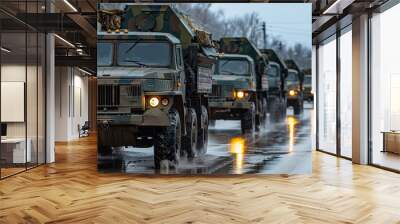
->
left=317, top=36, right=337, bottom=154
left=216, top=58, right=250, bottom=76
left=370, top=4, right=400, bottom=171
left=176, top=46, right=183, bottom=68
left=117, top=42, right=171, bottom=67
left=339, top=28, right=352, bottom=158
left=97, top=42, right=113, bottom=66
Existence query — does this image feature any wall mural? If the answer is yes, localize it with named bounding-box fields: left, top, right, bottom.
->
left=97, top=3, right=312, bottom=174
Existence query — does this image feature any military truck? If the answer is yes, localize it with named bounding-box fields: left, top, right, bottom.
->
left=219, top=37, right=269, bottom=129
left=284, top=60, right=304, bottom=115
left=97, top=5, right=216, bottom=168
left=208, top=54, right=257, bottom=133
left=260, top=49, right=288, bottom=120
left=302, top=69, right=313, bottom=102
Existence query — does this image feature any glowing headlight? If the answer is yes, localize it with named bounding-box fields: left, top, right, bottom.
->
left=236, top=91, right=245, bottom=99
left=289, top=90, right=296, bottom=96
left=149, top=97, right=160, bottom=107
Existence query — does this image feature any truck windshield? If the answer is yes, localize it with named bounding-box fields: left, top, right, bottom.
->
left=286, top=72, right=299, bottom=85
left=217, top=59, right=250, bottom=76
left=304, top=76, right=311, bottom=86
left=267, top=66, right=279, bottom=77
left=117, top=42, right=171, bottom=67
left=97, top=42, right=113, bottom=66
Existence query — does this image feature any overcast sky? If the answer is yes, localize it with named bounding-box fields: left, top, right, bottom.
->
left=100, top=3, right=311, bottom=48
left=209, top=3, right=311, bottom=48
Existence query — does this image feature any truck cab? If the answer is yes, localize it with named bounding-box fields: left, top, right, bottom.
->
left=209, top=54, right=257, bottom=133
left=285, top=65, right=304, bottom=115
left=260, top=49, right=288, bottom=120
left=219, top=37, right=270, bottom=130
left=97, top=5, right=216, bottom=169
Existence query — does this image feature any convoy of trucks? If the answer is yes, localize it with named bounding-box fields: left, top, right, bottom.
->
left=97, top=4, right=309, bottom=168
left=97, top=5, right=216, bottom=168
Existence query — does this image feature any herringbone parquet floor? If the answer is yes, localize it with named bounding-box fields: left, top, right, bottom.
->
left=1, top=136, right=400, bottom=224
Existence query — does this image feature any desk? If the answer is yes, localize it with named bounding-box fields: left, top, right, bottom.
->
left=1, top=138, right=31, bottom=163
left=382, top=131, right=400, bottom=155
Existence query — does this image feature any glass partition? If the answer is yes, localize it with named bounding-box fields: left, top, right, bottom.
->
left=0, top=1, right=46, bottom=179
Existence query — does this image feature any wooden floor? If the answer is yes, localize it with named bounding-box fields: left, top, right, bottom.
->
left=1, top=136, right=400, bottom=224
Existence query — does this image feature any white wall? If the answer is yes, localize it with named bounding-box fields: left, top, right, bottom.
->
left=55, top=67, right=89, bottom=141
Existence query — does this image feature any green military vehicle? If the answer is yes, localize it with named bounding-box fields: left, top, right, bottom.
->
left=284, top=60, right=304, bottom=115
left=302, top=69, right=313, bottom=102
left=260, top=49, right=288, bottom=120
left=208, top=53, right=257, bottom=133
left=218, top=37, right=269, bottom=130
left=97, top=5, right=216, bottom=168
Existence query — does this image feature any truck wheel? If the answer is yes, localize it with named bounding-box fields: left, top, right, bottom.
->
left=154, top=109, right=182, bottom=169
left=197, top=105, right=208, bottom=155
left=97, top=127, right=112, bottom=156
left=182, top=108, right=198, bottom=159
left=241, top=102, right=255, bottom=134
left=281, top=98, right=287, bottom=119
left=293, top=102, right=301, bottom=115
left=209, top=120, right=216, bottom=128
left=269, top=97, right=280, bottom=121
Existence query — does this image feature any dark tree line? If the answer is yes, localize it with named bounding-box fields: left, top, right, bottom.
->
left=174, top=3, right=311, bottom=70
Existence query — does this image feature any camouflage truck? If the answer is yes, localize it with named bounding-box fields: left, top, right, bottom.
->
left=284, top=60, right=304, bottom=115
left=302, top=69, right=313, bottom=102
left=260, top=49, right=288, bottom=119
left=208, top=53, right=257, bottom=133
left=97, top=5, right=216, bottom=168
left=218, top=37, right=269, bottom=130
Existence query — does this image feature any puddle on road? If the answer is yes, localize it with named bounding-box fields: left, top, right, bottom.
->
left=98, top=107, right=312, bottom=174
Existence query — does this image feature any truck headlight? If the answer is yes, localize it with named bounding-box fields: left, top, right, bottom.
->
left=289, top=90, right=296, bottom=96
left=161, top=98, right=169, bottom=106
left=236, top=91, right=245, bottom=99
left=149, top=97, right=160, bottom=107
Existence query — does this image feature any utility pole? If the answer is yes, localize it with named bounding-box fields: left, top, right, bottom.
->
left=262, top=22, right=267, bottom=49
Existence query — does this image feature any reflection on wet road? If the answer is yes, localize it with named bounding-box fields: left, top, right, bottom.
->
left=98, top=104, right=313, bottom=174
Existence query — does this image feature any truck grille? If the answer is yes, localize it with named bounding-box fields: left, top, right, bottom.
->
left=211, top=85, right=233, bottom=98
left=98, top=85, right=120, bottom=110
left=212, top=85, right=222, bottom=97
left=126, top=84, right=141, bottom=97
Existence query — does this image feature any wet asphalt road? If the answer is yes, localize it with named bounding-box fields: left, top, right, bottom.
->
left=98, top=103, right=313, bottom=174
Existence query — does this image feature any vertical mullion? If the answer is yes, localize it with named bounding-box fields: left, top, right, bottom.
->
left=36, top=0, right=39, bottom=167
left=25, top=0, right=28, bottom=171
left=337, top=38, right=340, bottom=156
left=367, top=10, right=373, bottom=165
left=316, top=45, right=319, bottom=150
left=0, top=15, right=2, bottom=179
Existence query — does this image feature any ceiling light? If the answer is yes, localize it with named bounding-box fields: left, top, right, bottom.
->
left=54, top=34, right=75, bottom=48
left=1, top=47, right=11, bottom=53
left=63, top=0, right=78, bottom=12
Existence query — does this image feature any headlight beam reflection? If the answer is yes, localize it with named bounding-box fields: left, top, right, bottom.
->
left=229, top=137, right=246, bottom=174
left=287, top=116, right=298, bottom=152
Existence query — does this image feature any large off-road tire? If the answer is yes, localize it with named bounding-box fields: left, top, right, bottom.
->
left=154, top=109, right=182, bottom=169
left=182, top=108, right=198, bottom=159
left=293, top=101, right=301, bottom=115
left=256, top=97, right=267, bottom=131
left=241, top=102, right=256, bottom=134
left=209, top=119, right=216, bottom=128
left=97, top=127, right=113, bottom=157
left=197, top=105, right=208, bottom=155
left=280, top=97, right=287, bottom=119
